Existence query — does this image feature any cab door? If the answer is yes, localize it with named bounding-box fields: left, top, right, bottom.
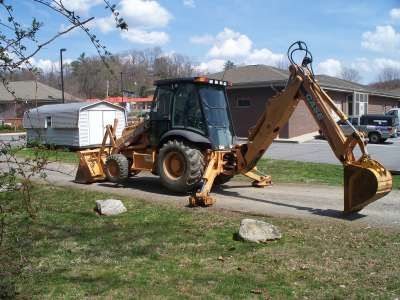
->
left=149, top=85, right=174, bottom=145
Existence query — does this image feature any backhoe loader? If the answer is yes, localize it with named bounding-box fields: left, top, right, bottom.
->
left=75, top=41, right=392, bottom=214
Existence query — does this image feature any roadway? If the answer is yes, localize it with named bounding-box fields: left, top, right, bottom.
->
left=266, top=137, right=400, bottom=172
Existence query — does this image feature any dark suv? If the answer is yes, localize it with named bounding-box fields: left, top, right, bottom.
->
left=339, top=114, right=398, bottom=144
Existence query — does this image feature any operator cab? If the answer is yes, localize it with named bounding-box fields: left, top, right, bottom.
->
left=150, top=77, right=235, bottom=150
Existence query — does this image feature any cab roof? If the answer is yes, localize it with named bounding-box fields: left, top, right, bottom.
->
left=155, top=77, right=231, bottom=87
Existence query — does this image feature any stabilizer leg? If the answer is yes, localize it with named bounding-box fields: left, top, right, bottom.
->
left=242, top=167, right=272, bottom=188
left=189, top=151, right=227, bottom=207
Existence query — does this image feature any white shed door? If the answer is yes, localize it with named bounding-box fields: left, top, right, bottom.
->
left=88, top=110, right=103, bottom=145
left=103, top=110, right=117, bottom=131
left=88, top=110, right=117, bottom=145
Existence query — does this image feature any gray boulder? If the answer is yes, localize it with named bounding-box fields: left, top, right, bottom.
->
left=238, top=218, right=282, bottom=243
left=95, top=199, right=127, bottom=216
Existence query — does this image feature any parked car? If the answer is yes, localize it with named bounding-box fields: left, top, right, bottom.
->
left=339, top=114, right=398, bottom=144
left=386, top=108, right=400, bottom=135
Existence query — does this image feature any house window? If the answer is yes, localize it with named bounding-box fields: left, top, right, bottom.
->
left=237, top=98, right=251, bottom=107
left=45, top=116, right=52, bottom=128
left=349, top=92, right=368, bottom=117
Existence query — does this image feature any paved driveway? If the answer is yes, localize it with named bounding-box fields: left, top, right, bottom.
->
left=266, top=137, right=400, bottom=172
left=13, top=161, right=400, bottom=229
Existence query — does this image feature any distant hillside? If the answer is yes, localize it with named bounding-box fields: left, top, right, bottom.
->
left=369, top=79, right=400, bottom=91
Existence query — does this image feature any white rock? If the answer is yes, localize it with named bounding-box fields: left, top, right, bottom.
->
left=238, top=218, right=282, bottom=243
left=95, top=199, right=127, bottom=216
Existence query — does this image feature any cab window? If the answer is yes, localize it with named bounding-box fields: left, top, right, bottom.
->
left=152, top=86, right=174, bottom=118
left=173, top=83, right=205, bottom=133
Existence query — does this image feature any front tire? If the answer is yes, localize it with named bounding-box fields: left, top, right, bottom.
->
left=369, top=132, right=380, bottom=144
left=105, top=154, right=129, bottom=183
left=158, top=140, right=204, bottom=193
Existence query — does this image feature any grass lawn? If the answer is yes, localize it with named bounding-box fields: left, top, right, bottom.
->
left=16, top=147, right=79, bottom=164
left=256, top=159, right=400, bottom=190
left=1, top=185, right=400, bottom=299
left=15, top=147, right=400, bottom=190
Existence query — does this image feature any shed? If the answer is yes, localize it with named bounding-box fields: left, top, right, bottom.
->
left=23, top=101, right=126, bottom=148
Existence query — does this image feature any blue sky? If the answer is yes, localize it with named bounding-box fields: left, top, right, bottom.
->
left=10, top=0, right=400, bottom=83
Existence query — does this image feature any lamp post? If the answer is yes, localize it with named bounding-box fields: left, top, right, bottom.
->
left=60, top=48, right=66, bottom=103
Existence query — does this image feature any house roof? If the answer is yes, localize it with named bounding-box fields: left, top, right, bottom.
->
left=210, top=65, right=400, bottom=99
left=0, top=80, right=76, bottom=103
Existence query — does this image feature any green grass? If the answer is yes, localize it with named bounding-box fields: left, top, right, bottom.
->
left=255, top=159, right=400, bottom=190
left=0, top=125, right=24, bottom=133
left=16, top=147, right=79, bottom=164
left=1, top=185, right=400, bottom=299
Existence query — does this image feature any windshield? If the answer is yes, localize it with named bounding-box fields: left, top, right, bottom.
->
left=198, top=85, right=233, bottom=149
left=198, top=86, right=230, bottom=127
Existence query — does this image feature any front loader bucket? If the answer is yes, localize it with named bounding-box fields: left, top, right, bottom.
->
left=344, top=158, right=392, bottom=214
left=75, top=149, right=107, bottom=184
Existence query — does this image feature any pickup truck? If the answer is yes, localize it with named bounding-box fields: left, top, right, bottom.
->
left=339, top=114, right=398, bottom=144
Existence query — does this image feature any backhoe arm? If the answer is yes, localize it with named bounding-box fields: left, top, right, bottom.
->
left=190, top=41, right=391, bottom=214
left=240, top=64, right=392, bottom=213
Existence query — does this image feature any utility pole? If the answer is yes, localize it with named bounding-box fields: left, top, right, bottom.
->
left=106, top=80, right=109, bottom=99
left=60, top=48, right=66, bottom=103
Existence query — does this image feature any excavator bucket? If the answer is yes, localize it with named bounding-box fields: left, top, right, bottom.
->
left=344, top=157, right=392, bottom=214
left=74, top=149, right=107, bottom=184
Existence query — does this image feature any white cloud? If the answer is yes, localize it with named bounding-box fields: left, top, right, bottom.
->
left=121, top=28, right=169, bottom=45
left=245, top=48, right=285, bottom=66
left=208, top=28, right=252, bottom=58
left=317, top=58, right=342, bottom=76
left=361, top=25, right=400, bottom=52
left=93, top=16, right=115, bottom=33
left=373, top=58, right=400, bottom=70
left=183, top=0, right=195, bottom=8
left=190, top=34, right=214, bottom=45
left=29, top=57, right=73, bottom=73
left=390, top=8, right=400, bottom=20
left=92, top=0, right=172, bottom=45
left=194, top=59, right=226, bottom=74
left=118, top=0, right=172, bottom=29
left=194, top=28, right=285, bottom=73
left=61, top=0, right=103, bottom=13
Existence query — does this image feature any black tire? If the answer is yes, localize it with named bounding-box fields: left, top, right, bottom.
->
left=214, top=174, right=234, bottom=185
left=158, top=140, right=204, bottom=193
left=105, top=154, right=129, bottom=183
left=369, top=132, right=380, bottom=144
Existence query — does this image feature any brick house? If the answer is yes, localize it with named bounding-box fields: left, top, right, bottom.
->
left=0, top=81, right=76, bottom=126
left=211, top=65, right=400, bottom=138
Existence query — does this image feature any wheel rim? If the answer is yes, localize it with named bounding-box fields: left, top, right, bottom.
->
left=107, top=160, right=119, bottom=177
left=163, top=151, right=185, bottom=180
left=370, top=135, right=378, bottom=143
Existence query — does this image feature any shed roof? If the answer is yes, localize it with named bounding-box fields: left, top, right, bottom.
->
left=0, top=80, right=76, bottom=102
left=28, top=101, right=124, bottom=114
left=209, top=65, right=400, bottom=99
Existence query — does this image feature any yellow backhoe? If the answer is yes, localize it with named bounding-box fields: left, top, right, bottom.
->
left=75, top=41, right=392, bottom=214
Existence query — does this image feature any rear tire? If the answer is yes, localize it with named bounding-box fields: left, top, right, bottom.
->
left=158, top=140, right=204, bottom=193
left=105, top=154, right=129, bottom=183
left=369, top=132, right=380, bottom=144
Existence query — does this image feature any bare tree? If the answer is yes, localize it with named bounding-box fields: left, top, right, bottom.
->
left=377, top=67, right=400, bottom=83
left=340, top=67, right=361, bottom=83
